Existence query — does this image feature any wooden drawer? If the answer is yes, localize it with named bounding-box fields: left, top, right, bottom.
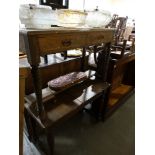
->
left=37, top=33, right=86, bottom=55
left=86, top=31, right=113, bottom=46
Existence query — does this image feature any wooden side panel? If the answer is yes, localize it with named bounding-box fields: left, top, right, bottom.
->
left=111, top=63, right=127, bottom=90
left=19, top=68, right=28, bottom=155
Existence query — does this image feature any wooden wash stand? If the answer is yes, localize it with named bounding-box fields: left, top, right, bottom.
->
left=19, top=27, right=115, bottom=154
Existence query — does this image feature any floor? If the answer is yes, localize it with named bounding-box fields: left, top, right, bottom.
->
left=24, top=93, right=135, bottom=155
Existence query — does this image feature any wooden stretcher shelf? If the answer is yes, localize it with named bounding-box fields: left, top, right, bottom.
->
left=25, top=77, right=110, bottom=128
left=20, top=28, right=115, bottom=154
left=25, top=70, right=96, bottom=105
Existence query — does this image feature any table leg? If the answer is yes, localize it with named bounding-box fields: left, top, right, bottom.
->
left=39, top=128, right=54, bottom=155
left=31, top=65, right=45, bottom=119
left=81, top=47, right=86, bottom=71
left=100, top=86, right=111, bottom=121
left=93, top=45, right=98, bottom=64
left=45, top=128, right=54, bottom=155
left=63, top=51, right=68, bottom=60
left=44, top=55, right=48, bottom=64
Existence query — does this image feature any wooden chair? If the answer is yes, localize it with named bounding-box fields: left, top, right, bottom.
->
left=107, top=15, right=128, bottom=44
left=107, top=20, right=135, bottom=88
left=88, top=39, right=131, bottom=70
left=106, top=14, right=119, bottom=28
left=87, top=44, right=107, bottom=71
left=110, top=39, right=133, bottom=59
left=117, top=27, right=135, bottom=52
left=107, top=15, right=135, bottom=58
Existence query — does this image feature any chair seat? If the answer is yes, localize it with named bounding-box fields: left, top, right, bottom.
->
left=118, top=41, right=132, bottom=48
left=88, top=53, right=98, bottom=69
left=61, top=49, right=89, bottom=57
left=66, top=49, right=82, bottom=57
left=110, top=50, right=131, bottom=59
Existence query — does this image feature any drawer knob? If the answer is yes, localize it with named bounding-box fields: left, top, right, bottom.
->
left=61, top=40, right=72, bottom=46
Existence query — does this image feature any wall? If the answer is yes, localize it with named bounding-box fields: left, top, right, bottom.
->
left=69, top=0, right=135, bottom=18
left=20, top=0, right=39, bottom=4
left=19, top=0, right=135, bottom=18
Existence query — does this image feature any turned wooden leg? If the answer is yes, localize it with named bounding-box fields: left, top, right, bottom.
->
left=91, top=97, right=103, bottom=120
left=91, top=86, right=111, bottom=121
left=81, top=47, right=86, bottom=71
left=103, top=43, right=111, bottom=82
left=46, top=129, right=54, bottom=155
left=31, top=65, right=45, bottom=120
left=63, top=51, right=68, bottom=60
left=44, top=55, right=48, bottom=64
left=93, top=45, right=98, bottom=64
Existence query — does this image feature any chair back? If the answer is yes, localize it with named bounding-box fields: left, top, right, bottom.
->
left=107, top=15, right=128, bottom=44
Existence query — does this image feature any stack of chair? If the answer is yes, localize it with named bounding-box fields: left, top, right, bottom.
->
left=87, top=14, right=135, bottom=119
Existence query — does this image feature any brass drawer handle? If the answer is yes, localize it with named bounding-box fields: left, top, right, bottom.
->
left=61, top=40, right=72, bottom=46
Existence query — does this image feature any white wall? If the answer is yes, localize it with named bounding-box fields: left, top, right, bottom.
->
left=19, top=0, right=135, bottom=18
left=19, top=0, right=39, bottom=4
left=69, top=0, right=135, bottom=18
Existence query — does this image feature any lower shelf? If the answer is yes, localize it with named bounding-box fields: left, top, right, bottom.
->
left=108, top=84, right=134, bottom=108
left=25, top=77, right=110, bottom=128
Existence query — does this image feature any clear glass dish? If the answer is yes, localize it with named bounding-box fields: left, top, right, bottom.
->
left=19, top=4, right=58, bottom=29
left=85, top=9, right=112, bottom=28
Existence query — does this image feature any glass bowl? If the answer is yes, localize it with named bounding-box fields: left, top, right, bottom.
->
left=85, top=10, right=112, bottom=28
left=19, top=4, right=58, bottom=29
